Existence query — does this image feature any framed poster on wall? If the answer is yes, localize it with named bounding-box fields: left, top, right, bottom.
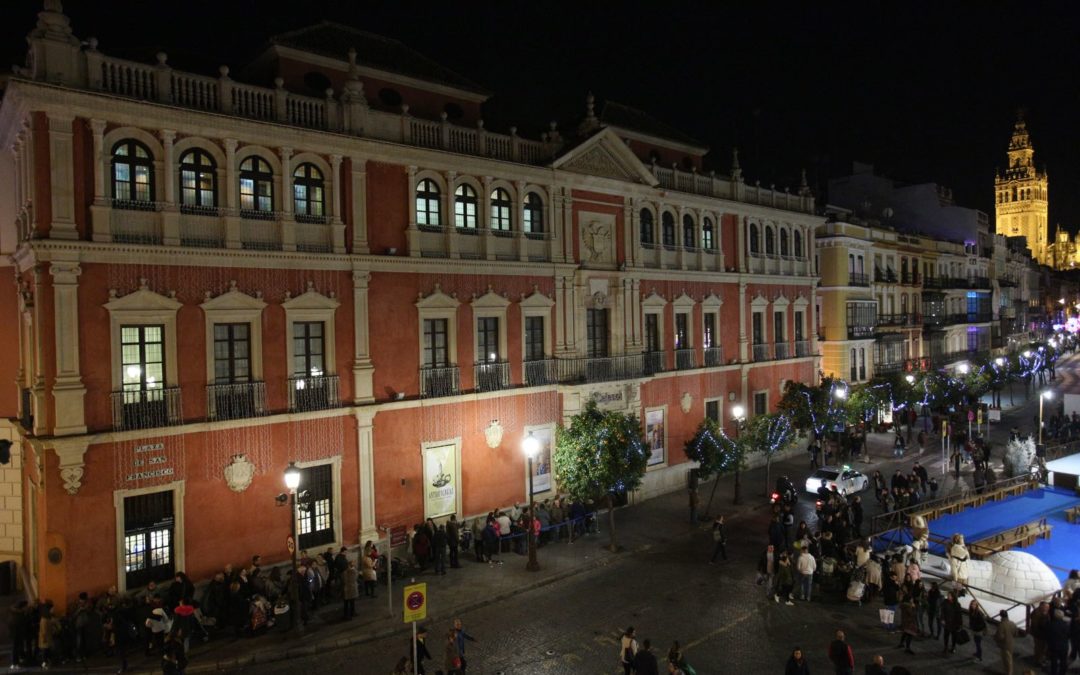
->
left=526, top=426, right=554, bottom=495
left=423, top=441, right=460, bottom=519
left=645, top=407, right=665, bottom=466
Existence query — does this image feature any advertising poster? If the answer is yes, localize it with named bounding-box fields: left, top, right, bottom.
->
left=423, top=443, right=457, bottom=518
left=645, top=408, right=665, bottom=466
left=530, top=427, right=553, bottom=494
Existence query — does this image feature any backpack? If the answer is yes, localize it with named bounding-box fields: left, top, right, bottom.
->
left=623, top=645, right=634, bottom=663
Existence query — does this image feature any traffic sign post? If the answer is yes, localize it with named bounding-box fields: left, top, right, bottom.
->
left=403, top=582, right=427, bottom=675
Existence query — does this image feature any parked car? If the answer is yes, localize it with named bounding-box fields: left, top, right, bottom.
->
left=804, top=466, right=870, bottom=495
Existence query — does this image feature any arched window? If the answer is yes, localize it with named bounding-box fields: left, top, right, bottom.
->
left=765, top=227, right=775, bottom=255
left=415, top=179, right=441, bottom=227
left=749, top=223, right=759, bottom=253
left=179, top=148, right=216, bottom=210
left=111, top=139, right=154, bottom=206
left=454, top=184, right=478, bottom=229
left=490, top=188, right=512, bottom=231
left=793, top=230, right=803, bottom=258
left=780, top=229, right=789, bottom=256
left=523, top=192, right=544, bottom=234
left=702, top=218, right=714, bottom=251
left=662, top=211, right=675, bottom=247
left=239, top=156, right=274, bottom=215
left=293, top=163, right=325, bottom=221
left=640, top=208, right=654, bottom=244
left=682, top=214, right=695, bottom=249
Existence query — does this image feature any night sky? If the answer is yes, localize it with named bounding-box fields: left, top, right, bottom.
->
left=4, top=1, right=1079, bottom=229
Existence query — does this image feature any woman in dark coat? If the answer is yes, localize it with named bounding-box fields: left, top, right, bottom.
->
left=481, top=519, right=499, bottom=564
left=897, top=595, right=918, bottom=653
left=941, top=591, right=963, bottom=654
left=784, top=646, right=810, bottom=675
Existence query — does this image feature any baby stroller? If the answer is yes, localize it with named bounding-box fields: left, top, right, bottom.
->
left=248, top=595, right=274, bottom=636
left=846, top=564, right=867, bottom=605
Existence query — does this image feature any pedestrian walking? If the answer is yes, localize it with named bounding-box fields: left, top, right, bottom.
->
left=785, top=646, right=810, bottom=675
left=444, top=628, right=462, bottom=675
left=827, top=629, right=854, bottom=675
left=632, top=639, right=659, bottom=675
left=968, top=597, right=987, bottom=662
left=412, top=625, right=432, bottom=675
left=993, top=609, right=1017, bottom=675
left=810, top=439, right=821, bottom=469
left=361, top=545, right=377, bottom=598
left=777, top=553, right=795, bottom=605
left=709, top=515, right=728, bottom=563
left=452, top=618, right=476, bottom=672
left=758, top=544, right=777, bottom=598
left=620, top=626, right=639, bottom=675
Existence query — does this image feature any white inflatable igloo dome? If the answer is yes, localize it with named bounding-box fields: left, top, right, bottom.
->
left=982, top=550, right=1062, bottom=604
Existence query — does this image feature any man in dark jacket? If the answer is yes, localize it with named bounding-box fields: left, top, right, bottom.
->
left=828, top=629, right=854, bottom=675
left=447, top=515, right=461, bottom=568
left=433, top=525, right=448, bottom=575
left=941, top=591, right=963, bottom=654
left=631, top=638, right=659, bottom=675
left=1048, top=609, right=1071, bottom=675
left=864, top=654, right=888, bottom=675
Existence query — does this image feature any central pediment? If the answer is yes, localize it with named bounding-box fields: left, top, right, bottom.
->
left=551, top=128, right=660, bottom=186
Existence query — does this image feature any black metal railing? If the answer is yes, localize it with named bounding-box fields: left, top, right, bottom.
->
left=675, top=348, right=696, bottom=370
left=111, top=387, right=182, bottom=431
left=556, top=354, right=644, bottom=384
left=643, top=351, right=666, bottom=375
left=524, top=359, right=556, bottom=387
left=474, top=361, right=511, bottom=392
left=287, top=374, right=339, bottom=412
left=848, top=325, right=875, bottom=339
left=752, top=343, right=772, bottom=362
left=704, top=346, right=724, bottom=367
left=420, top=365, right=461, bottom=398
left=206, top=382, right=266, bottom=421
left=848, top=272, right=870, bottom=286
left=774, top=342, right=790, bottom=360
left=794, top=340, right=811, bottom=358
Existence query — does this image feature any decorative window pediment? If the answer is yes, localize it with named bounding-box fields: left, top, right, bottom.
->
left=750, top=293, right=770, bottom=309
left=793, top=295, right=810, bottom=308
left=520, top=287, right=555, bottom=310
left=283, top=283, right=340, bottom=311
left=105, top=283, right=183, bottom=314
left=701, top=293, right=723, bottom=311
left=415, top=284, right=460, bottom=310
left=200, top=281, right=266, bottom=314
left=672, top=292, right=695, bottom=310
left=470, top=286, right=511, bottom=311
left=551, top=128, right=660, bottom=186
left=773, top=294, right=791, bottom=310
left=642, top=291, right=667, bottom=309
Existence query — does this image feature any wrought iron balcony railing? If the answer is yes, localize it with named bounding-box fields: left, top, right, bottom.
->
left=111, top=387, right=182, bottom=431
left=206, top=382, right=266, bottom=421
left=287, top=374, right=340, bottom=412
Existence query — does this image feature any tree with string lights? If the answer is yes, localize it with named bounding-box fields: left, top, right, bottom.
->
left=745, top=413, right=797, bottom=497
left=553, top=399, right=648, bottom=552
left=683, top=417, right=747, bottom=514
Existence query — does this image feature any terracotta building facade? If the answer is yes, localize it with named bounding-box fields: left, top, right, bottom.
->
left=0, top=5, right=820, bottom=608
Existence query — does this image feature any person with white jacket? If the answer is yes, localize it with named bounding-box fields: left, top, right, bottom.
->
left=796, top=549, right=817, bottom=602
left=949, top=533, right=970, bottom=585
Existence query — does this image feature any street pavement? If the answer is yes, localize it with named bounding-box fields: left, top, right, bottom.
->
left=20, top=354, right=1077, bottom=674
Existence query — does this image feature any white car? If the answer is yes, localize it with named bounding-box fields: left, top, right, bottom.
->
left=804, top=466, right=870, bottom=496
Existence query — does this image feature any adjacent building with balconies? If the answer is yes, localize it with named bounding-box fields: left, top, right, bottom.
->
left=0, top=7, right=820, bottom=606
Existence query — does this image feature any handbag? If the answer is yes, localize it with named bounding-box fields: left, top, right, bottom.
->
left=879, top=608, right=895, bottom=624
left=955, top=628, right=970, bottom=645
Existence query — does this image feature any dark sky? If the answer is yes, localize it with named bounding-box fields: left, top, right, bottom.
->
left=5, top=1, right=1080, bottom=228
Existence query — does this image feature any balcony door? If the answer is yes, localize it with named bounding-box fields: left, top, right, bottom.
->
left=120, top=325, right=167, bottom=429
left=213, top=323, right=254, bottom=419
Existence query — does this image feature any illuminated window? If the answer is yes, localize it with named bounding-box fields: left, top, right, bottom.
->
left=523, top=192, right=544, bottom=234
left=702, top=218, right=715, bottom=250
left=179, top=149, right=216, bottom=210
left=416, top=179, right=441, bottom=227
left=239, top=156, right=274, bottom=215
left=296, top=463, right=334, bottom=549
left=490, top=188, right=512, bottom=231
left=111, top=139, right=154, bottom=206
left=454, top=184, right=478, bottom=229
left=292, top=163, right=325, bottom=221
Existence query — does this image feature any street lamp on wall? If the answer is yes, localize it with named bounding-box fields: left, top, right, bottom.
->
left=283, top=462, right=302, bottom=632
left=522, top=433, right=541, bottom=572
left=730, top=405, right=746, bottom=505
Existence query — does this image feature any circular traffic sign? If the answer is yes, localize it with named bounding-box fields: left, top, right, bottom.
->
left=406, top=591, right=425, bottom=611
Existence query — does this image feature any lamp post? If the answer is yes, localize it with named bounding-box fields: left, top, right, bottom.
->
left=283, top=462, right=302, bottom=633
left=522, top=433, right=541, bottom=572
left=1039, top=390, right=1053, bottom=446
left=833, top=386, right=847, bottom=461
left=731, top=405, right=745, bottom=505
